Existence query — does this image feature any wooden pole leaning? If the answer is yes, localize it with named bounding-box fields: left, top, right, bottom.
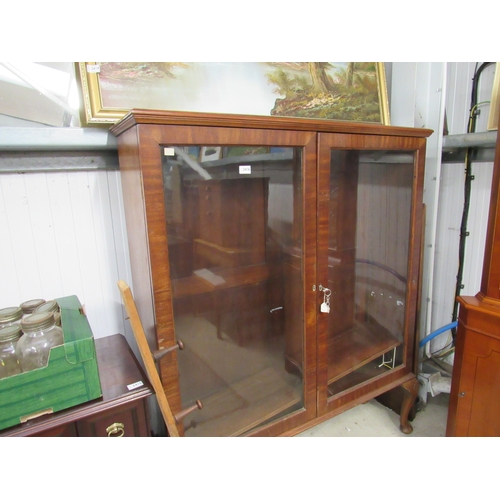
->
left=117, top=280, right=180, bottom=437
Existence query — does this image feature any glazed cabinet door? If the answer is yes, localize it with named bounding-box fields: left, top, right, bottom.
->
left=143, top=125, right=318, bottom=436
left=316, top=133, right=426, bottom=415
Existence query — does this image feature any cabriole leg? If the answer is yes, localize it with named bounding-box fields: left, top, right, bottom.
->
left=400, top=378, right=419, bottom=434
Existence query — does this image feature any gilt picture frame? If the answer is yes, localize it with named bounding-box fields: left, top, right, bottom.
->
left=76, top=62, right=390, bottom=126
left=488, top=62, right=500, bottom=131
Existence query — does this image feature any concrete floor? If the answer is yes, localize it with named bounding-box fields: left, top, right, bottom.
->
left=296, top=392, right=450, bottom=437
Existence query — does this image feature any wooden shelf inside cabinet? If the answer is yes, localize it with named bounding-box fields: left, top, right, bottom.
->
left=171, top=263, right=270, bottom=299
left=0, top=334, right=153, bottom=437
left=327, top=322, right=401, bottom=384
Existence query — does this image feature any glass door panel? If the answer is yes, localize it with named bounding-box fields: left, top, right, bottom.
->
left=161, top=145, right=304, bottom=436
left=326, top=149, right=414, bottom=396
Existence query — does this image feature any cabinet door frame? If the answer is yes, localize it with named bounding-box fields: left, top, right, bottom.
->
left=316, top=132, right=427, bottom=416
left=133, top=123, right=319, bottom=436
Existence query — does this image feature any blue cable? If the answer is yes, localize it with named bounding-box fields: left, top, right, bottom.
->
left=419, top=321, right=458, bottom=348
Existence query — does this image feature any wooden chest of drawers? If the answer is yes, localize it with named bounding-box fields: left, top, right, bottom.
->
left=1, top=334, right=153, bottom=437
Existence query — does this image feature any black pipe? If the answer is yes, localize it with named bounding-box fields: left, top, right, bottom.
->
left=451, top=62, right=494, bottom=336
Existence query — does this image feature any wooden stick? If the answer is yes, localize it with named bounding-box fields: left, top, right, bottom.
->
left=117, top=280, right=180, bottom=437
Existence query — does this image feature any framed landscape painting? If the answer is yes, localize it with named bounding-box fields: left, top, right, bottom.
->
left=76, top=62, right=390, bottom=125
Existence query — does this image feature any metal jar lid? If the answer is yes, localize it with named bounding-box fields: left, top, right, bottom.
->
left=21, top=312, right=56, bottom=333
left=34, top=300, right=59, bottom=314
left=0, top=324, right=22, bottom=342
left=0, top=306, right=23, bottom=325
left=20, top=299, right=46, bottom=314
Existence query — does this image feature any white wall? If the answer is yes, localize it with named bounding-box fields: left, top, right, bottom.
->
left=390, top=62, right=496, bottom=357
left=389, top=62, right=448, bottom=351
left=430, top=63, right=495, bottom=356
left=0, top=168, right=135, bottom=345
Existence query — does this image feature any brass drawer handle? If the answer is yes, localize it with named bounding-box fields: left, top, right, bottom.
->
left=106, top=422, right=125, bottom=437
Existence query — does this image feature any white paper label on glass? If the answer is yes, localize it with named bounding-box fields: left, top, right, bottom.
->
left=164, top=147, right=175, bottom=156
left=239, top=165, right=251, bottom=174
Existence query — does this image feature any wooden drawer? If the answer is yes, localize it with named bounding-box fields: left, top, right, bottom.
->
left=77, top=400, right=150, bottom=437
left=31, top=423, right=78, bottom=437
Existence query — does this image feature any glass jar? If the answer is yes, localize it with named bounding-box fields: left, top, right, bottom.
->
left=34, top=300, right=61, bottom=326
left=16, top=312, right=64, bottom=372
left=0, top=306, right=23, bottom=329
left=0, top=324, right=23, bottom=379
left=20, top=298, right=46, bottom=316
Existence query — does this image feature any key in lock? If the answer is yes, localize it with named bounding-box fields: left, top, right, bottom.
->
left=320, top=286, right=331, bottom=313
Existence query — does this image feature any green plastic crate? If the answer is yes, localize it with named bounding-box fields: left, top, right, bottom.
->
left=0, top=295, right=102, bottom=431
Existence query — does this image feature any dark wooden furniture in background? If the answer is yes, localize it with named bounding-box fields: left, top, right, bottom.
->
left=111, top=110, right=431, bottom=437
left=1, top=334, right=152, bottom=437
left=446, top=121, right=500, bottom=436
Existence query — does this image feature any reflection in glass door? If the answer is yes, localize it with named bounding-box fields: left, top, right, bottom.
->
left=326, top=149, right=414, bottom=396
left=161, top=145, right=304, bottom=436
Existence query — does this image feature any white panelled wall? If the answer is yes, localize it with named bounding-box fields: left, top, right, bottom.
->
left=390, top=62, right=448, bottom=356
left=0, top=62, right=497, bottom=375
left=433, top=63, right=494, bottom=357
left=390, top=62, right=496, bottom=361
left=0, top=168, right=135, bottom=347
